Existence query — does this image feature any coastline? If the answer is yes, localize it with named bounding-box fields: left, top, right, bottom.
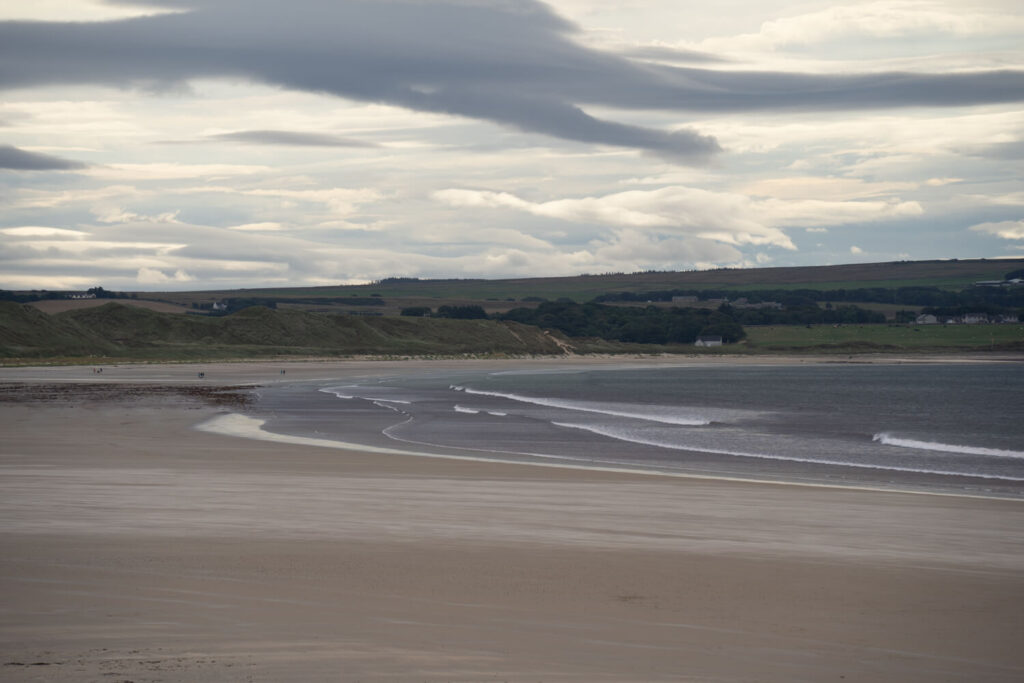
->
left=1, top=360, right=1023, bottom=680
left=199, top=412, right=1024, bottom=501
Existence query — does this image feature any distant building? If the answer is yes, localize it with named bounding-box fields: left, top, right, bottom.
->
left=211, top=301, right=228, bottom=311
left=734, top=300, right=782, bottom=310
left=962, top=313, right=989, bottom=324
left=67, top=293, right=96, bottom=300
left=694, top=335, right=723, bottom=347
left=998, top=313, right=1020, bottom=324
left=915, top=314, right=938, bottom=325
left=672, top=295, right=698, bottom=305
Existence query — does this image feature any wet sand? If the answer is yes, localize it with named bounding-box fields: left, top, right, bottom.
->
left=1, top=359, right=1023, bottom=681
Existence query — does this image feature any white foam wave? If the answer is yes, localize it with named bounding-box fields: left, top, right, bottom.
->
left=873, top=433, right=1024, bottom=459
left=456, top=387, right=711, bottom=426
left=320, top=388, right=354, bottom=399
left=319, top=388, right=410, bottom=404
left=554, top=423, right=1024, bottom=482
left=454, top=405, right=479, bottom=414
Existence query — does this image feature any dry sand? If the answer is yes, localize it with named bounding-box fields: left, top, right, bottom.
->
left=1, top=359, right=1023, bottom=682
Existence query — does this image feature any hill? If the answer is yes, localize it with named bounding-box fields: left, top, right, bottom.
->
left=0, top=303, right=567, bottom=360
left=0, top=301, right=121, bottom=358
left=150, top=258, right=1024, bottom=309
left=29, top=298, right=191, bottom=315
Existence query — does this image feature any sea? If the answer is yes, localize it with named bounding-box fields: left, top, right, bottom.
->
left=249, top=362, right=1024, bottom=498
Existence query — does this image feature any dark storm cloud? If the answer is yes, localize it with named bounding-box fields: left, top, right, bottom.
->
left=0, top=145, right=87, bottom=171
left=208, top=130, right=378, bottom=147
left=2, top=0, right=1023, bottom=162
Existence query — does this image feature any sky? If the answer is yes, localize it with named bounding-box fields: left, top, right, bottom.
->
left=1, top=0, right=1023, bottom=291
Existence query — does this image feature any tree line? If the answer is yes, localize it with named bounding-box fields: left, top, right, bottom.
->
left=497, top=302, right=746, bottom=345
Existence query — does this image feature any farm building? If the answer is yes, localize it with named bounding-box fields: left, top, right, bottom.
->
left=694, top=335, right=723, bottom=347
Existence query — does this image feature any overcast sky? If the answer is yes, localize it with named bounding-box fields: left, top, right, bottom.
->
left=2, top=0, right=1023, bottom=291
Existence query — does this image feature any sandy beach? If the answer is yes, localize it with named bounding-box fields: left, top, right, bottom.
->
left=2, top=359, right=1023, bottom=682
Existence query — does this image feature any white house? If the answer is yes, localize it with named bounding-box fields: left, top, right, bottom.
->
left=694, top=335, right=723, bottom=347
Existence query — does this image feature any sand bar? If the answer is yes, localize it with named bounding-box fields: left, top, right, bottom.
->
left=1, top=359, right=1023, bottom=681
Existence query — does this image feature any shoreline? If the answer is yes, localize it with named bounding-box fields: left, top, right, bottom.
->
left=0, top=349, right=1022, bottom=381
left=3, top=357, right=1022, bottom=499
left=2, top=360, right=1023, bottom=680
left=200, top=412, right=1024, bottom=502
left=1, top=347, right=1023, bottom=371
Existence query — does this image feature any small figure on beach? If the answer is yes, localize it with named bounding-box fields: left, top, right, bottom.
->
left=198, top=371, right=205, bottom=379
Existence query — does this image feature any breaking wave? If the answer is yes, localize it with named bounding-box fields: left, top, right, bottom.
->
left=554, top=423, right=1024, bottom=481
left=319, top=387, right=410, bottom=404
left=873, top=433, right=1024, bottom=459
left=454, top=387, right=712, bottom=426
left=454, top=405, right=507, bottom=416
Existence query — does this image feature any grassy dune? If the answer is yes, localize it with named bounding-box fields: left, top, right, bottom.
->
left=0, top=302, right=566, bottom=361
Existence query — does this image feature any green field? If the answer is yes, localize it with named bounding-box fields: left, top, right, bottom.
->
left=744, top=323, right=1024, bottom=351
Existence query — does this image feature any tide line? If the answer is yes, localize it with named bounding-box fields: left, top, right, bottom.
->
left=194, top=413, right=1023, bottom=501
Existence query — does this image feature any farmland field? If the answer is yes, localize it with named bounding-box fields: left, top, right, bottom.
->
left=744, top=323, right=1024, bottom=351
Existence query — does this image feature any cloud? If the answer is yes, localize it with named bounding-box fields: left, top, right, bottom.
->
left=3, top=1, right=1022, bottom=162
left=0, top=0, right=182, bottom=22
left=850, top=245, right=863, bottom=254
left=696, top=1, right=1024, bottom=53
left=435, top=185, right=925, bottom=250
left=136, top=267, right=195, bottom=284
left=227, top=222, right=285, bottom=231
left=241, top=188, right=382, bottom=215
left=0, top=144, right=86, bottom=170
left=618, top=44, right=729, bottom=64
left=205, top=129, right=378, bottom=147
left=434, top=187, right=793, bottom=248
left=0, top=226, right=90, bottom=238
left=87, top=163, right=270, bottom=180
left=92, top=206, right=180, bottom=223
left=741, top=177, right=918, bottom=201
left=754, top=198, right=923, bottom=227
left=9, top=185, right=140, bottom=209
left=970, top=219, right=1024, bottom=240
left=959, top=140, right=1024, bottom=160
left=589, top=228, right=741, bottom=269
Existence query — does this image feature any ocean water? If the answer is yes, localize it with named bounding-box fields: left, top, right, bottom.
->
left=253, top=362, right=1024, bottom=497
